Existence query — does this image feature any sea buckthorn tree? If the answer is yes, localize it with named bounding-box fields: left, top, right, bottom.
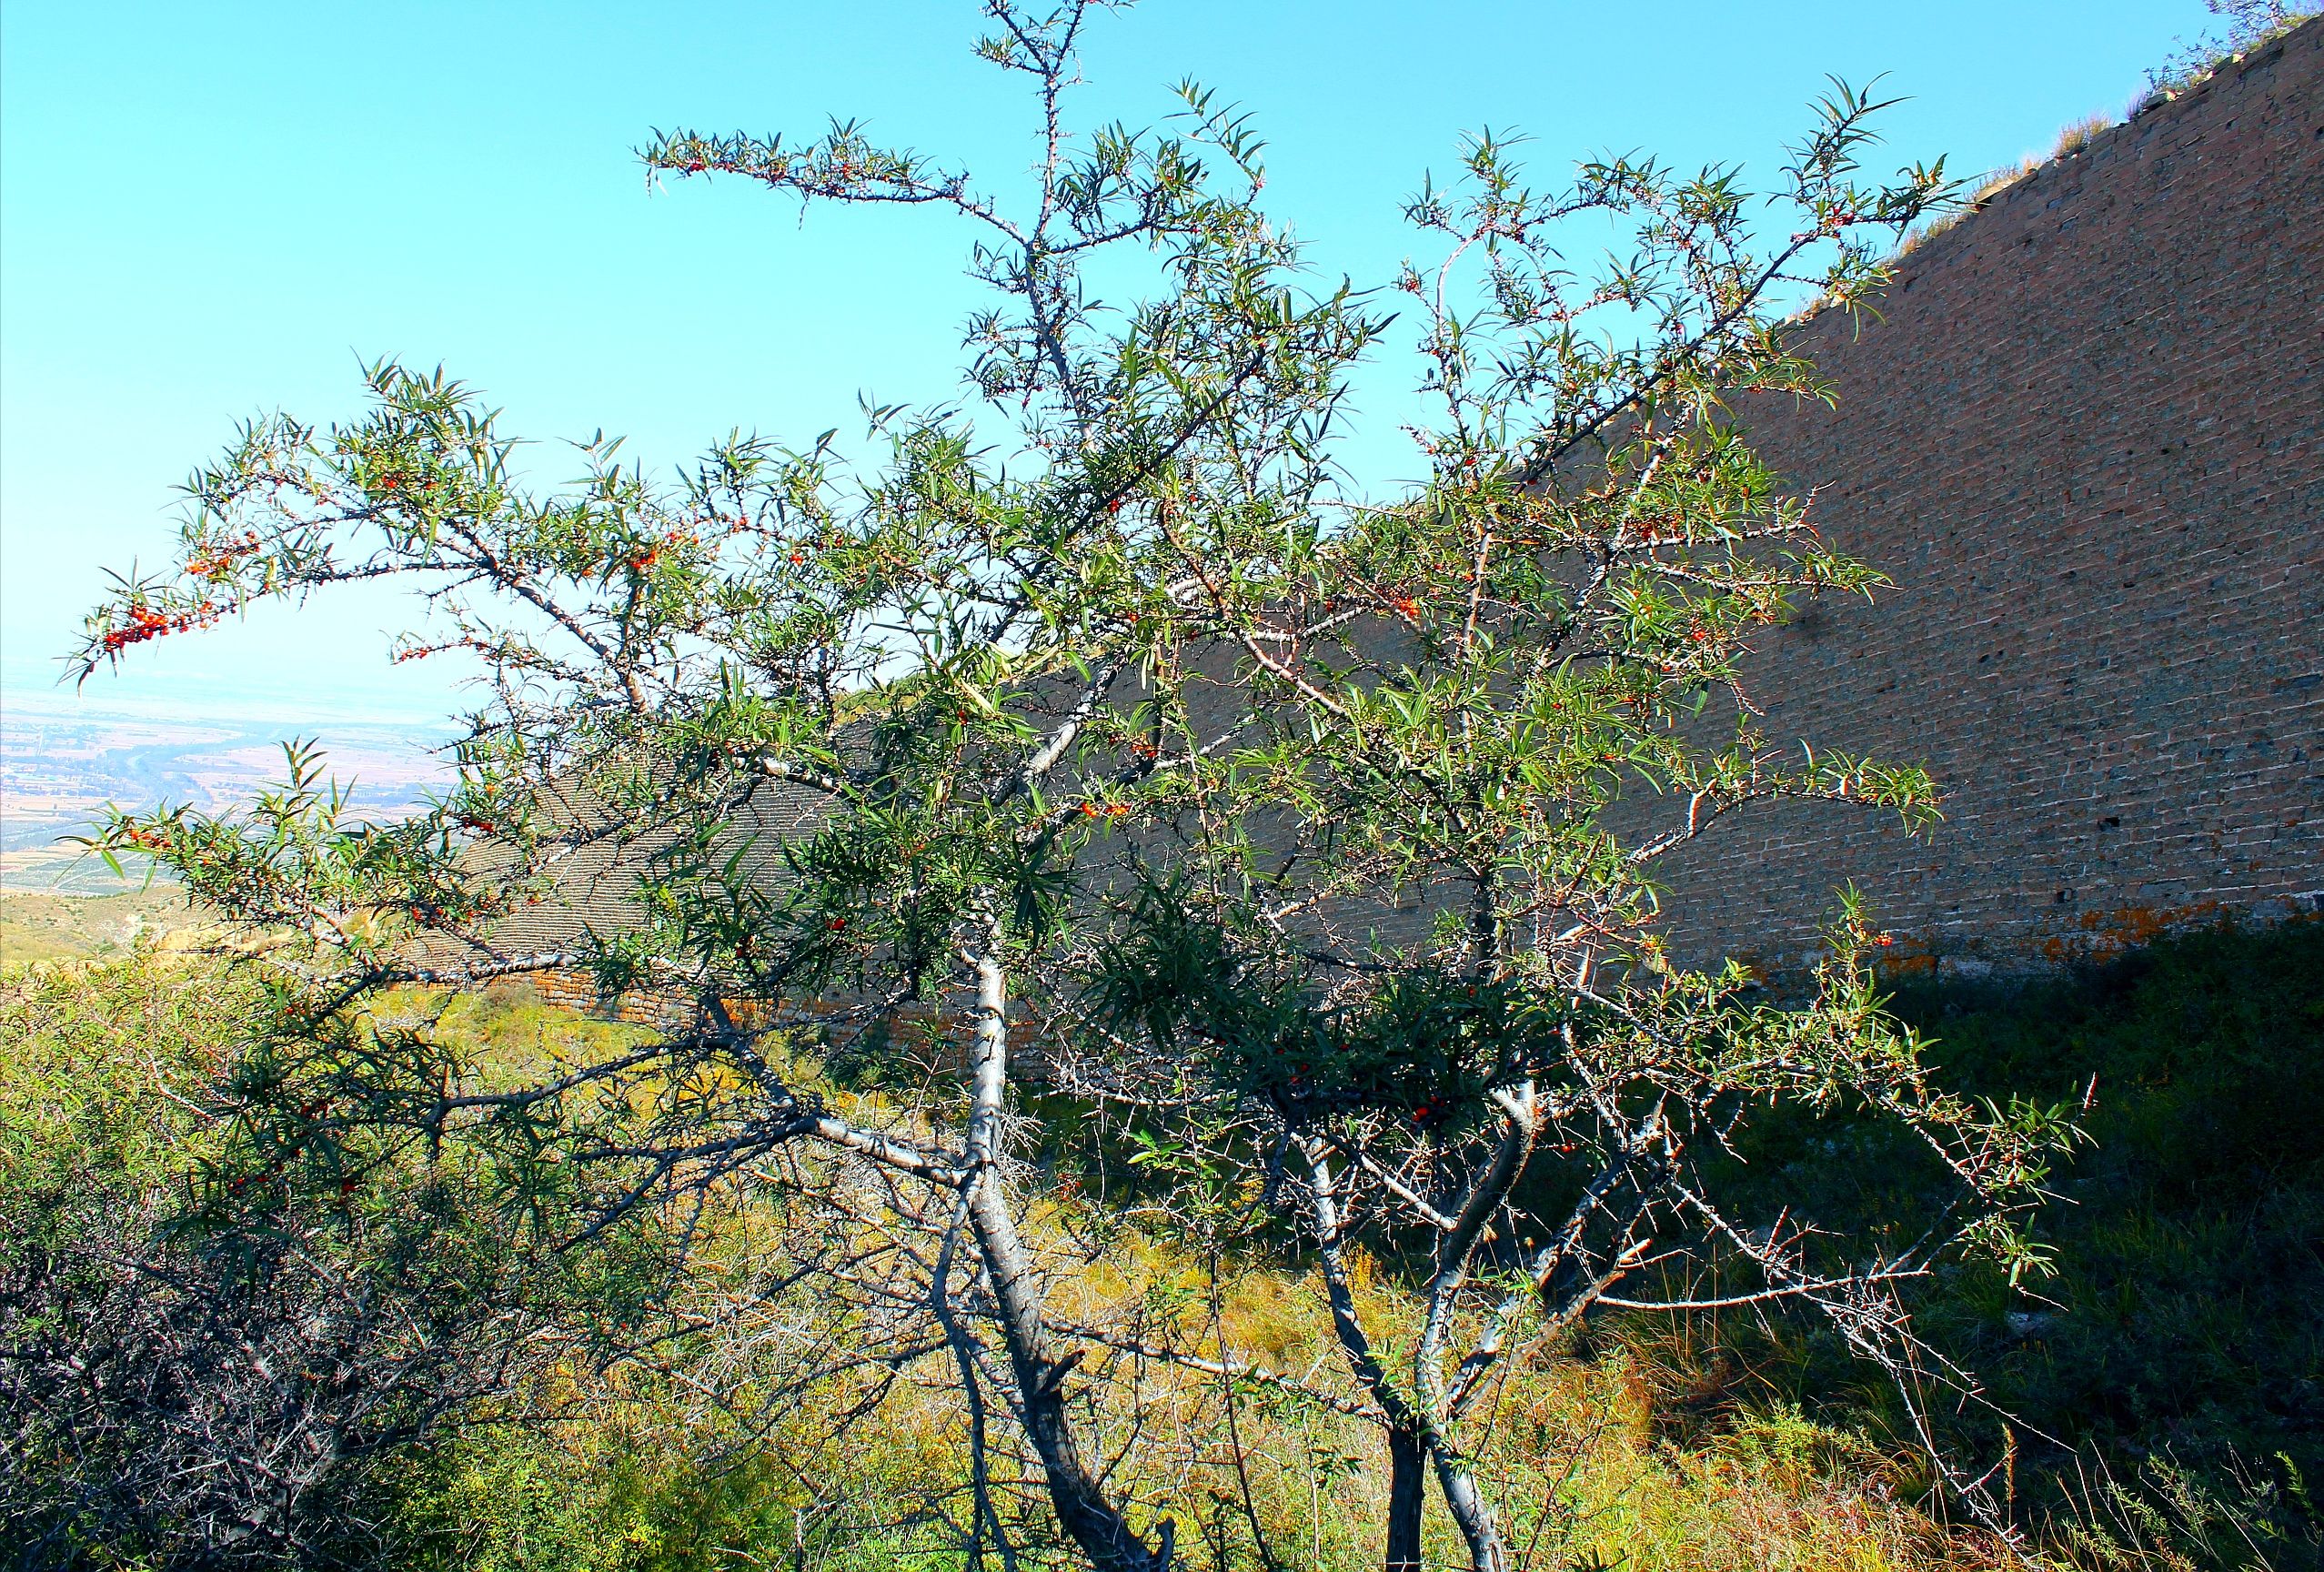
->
left=75, top=5, right=2067, bottom=1569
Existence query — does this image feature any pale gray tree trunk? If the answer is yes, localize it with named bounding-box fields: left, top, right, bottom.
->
left=961, top=942, right=1168, bottom=1572
left=1306, top=1129, right=1525, bottom=1572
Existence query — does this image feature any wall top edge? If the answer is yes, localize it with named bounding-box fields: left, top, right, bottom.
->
left=1781, top=15, right=2320, bottom=334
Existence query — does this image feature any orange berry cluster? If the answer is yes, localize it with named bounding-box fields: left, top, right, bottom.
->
left=186, top=530, right=263, bottom=582
left=393, top=635, right=495, bottom=665
left=101, top=600, right=219, bottom=655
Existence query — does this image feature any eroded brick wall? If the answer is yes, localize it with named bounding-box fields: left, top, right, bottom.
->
left=1654, top=20, right=2324, bottom=976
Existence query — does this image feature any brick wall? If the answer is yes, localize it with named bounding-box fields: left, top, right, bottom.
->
left=1653, top=20, right=2324, bottom=977
left=529, top=968, right=688, bottom=1028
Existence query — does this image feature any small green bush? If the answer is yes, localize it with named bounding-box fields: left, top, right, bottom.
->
left=1640, top=922, right=2324, bottom=1567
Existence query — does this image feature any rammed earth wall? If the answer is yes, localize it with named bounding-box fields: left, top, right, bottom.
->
left=1654, top=18, right=2324, bottom=977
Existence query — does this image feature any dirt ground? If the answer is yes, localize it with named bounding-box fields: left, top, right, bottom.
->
left=0, top=886, right=206, bottom=966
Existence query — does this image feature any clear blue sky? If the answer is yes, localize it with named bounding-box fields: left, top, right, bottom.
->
left=2, top=1, right=2201, bottom=723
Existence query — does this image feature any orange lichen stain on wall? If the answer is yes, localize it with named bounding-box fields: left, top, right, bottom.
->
left=2039, top=901, right=2227, bottom=962
left=1865, top=931, right=1940, bottom=979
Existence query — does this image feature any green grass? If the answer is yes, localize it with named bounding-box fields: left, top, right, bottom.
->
left=1892, top=922, right=2323, bottom=1477
left=1637, top=921, right=2324, bottom=1567
left=8, top=922, right=2319, bottom=1570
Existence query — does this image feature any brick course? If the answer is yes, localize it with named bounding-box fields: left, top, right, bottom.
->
left=1652, top=19, right=2324, bottom=975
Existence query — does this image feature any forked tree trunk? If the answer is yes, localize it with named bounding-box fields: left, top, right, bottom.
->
left=1303, top=1146, right=1455, bottom=1572
left=1409, top=1102, right=1535, bottom=1572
